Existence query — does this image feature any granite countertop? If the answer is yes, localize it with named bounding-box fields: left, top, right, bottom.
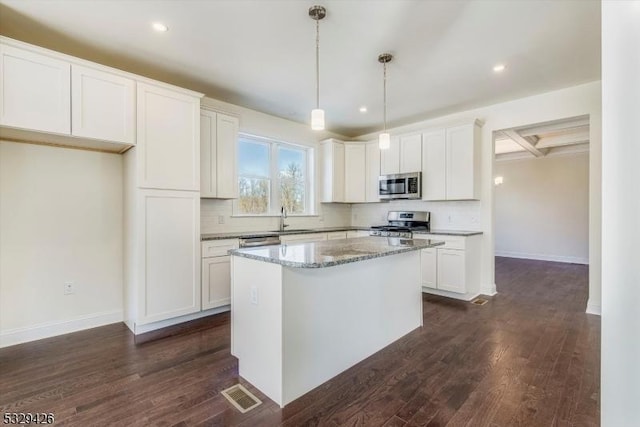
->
left=201, top=227, right=482, bottom=240
left=229, top=236, right=445, bottom=268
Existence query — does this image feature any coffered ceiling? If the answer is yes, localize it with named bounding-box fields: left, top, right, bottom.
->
left=495, top=115, right=590, bottom=161
left=0, top=0, right=601, bottom=137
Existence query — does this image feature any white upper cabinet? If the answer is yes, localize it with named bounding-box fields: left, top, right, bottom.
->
left=344, top=144, right=366, bottom=203
left=71, top=65, right=135, bottom=144
left=321, top=139, right=345, bottom=203
left=0, top=43, right=70, bottom=135
left=200, top=110, right=217, bottom=197
left=200, top=110, right=239, bottom=199
left=380, top=136, right=400, bottom=175
left=365, top=142, right=381, bottom=202
left=323, top=139, right=379, bottom=204
left=216, top=113, right=239, bottom=199
left=380, top=135, right=421, bottom=175
left=137, top=82, right=200, bottom=191
left=421, top=121, right=481, bottom=201
left=446, top=123, right=480, bottom=200
left=421, top=129, right=447, bottom=200
left=399, top=134, right=422, bottom=173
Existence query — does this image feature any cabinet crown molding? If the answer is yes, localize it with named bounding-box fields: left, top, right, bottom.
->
left=0, top=36, right=204, bottom=98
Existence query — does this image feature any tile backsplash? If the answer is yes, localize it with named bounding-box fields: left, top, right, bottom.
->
left=202, top=198, right=481, bottom=234
left=201, top=199, right=352, bottom=234
left=350, top=200, right=482, bottom=230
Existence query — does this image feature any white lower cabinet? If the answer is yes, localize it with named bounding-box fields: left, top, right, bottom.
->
left=420, top=248, right=437, bottom=289
left=415, top=234, right=482, bottom=301
left=436, top=249, right=466, bottom=293
left=201, top=239, right=238, bottom=310
left=135, top=190, right=201, bottom=324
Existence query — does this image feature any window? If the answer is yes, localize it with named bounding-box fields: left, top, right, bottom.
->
left=236, top=134, right=313, bottom=215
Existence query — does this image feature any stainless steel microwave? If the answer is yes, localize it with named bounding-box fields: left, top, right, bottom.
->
left=378, top=172, right=421, bottom=200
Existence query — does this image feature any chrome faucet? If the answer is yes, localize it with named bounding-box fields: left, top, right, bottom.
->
left=279, top=206, right=289, bottom=232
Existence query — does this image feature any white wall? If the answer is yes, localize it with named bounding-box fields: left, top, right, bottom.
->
left=494, top=153, right=589, bottom=264
left=354, top=81, right=601, bottom=306
left=200, top=96, right=351, bottom=234
left=0, top=141, right=123, bottom=347
left=601, top=2, right=640, bottom=425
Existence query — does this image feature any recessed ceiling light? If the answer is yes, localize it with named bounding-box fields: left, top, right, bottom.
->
left=493, top=64, right=506, bottom=73
left=152, top=22, right=169, bottom=32
left=359, top=106, right=368, bottom=113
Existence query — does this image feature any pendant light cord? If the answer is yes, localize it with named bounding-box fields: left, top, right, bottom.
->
left=383, top=61, right=387, bottom=132
left=316, top=18, right=320, bottom=109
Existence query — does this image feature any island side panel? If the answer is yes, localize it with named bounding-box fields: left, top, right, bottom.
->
left=281, top=251, right=422, bottom=406
left=231, top=255, right=284, bottom=406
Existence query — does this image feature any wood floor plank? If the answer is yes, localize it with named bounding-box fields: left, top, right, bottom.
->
left=0, top=257, right=600, bottom=426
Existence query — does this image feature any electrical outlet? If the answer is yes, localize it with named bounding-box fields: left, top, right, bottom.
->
left=250, top=286, right=258, bottom=305
left=64, top=282, right=75, bottom=295
left=471, top=216, right=478, bottom=224
left=353, top=213, right=358, bottom=221
left=218, top=215, right=225, bottom=224
left=319, top=215, right=324, bottom=222
left=448, top=215, right=453, bottom=224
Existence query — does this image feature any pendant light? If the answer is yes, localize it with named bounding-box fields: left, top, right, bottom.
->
left=309, top=5, right=326, bottom=130
left=378, top=53, right=393, bottom=150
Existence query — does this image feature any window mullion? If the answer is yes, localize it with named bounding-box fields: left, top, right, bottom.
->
left=270, top=143, right=280, bottom=215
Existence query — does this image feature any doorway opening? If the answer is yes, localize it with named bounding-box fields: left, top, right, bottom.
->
left=493, top=115, right=590, bottom=308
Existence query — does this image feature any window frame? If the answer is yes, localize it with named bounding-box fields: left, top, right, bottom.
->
left=233, top=133, right=315, bottom=217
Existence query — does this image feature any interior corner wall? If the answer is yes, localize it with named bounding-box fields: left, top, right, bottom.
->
left=0, top=141, right=124, bottom=347
left=601, top=2, right=640, bottom=425
left=494, top=153, right=589, bottom=264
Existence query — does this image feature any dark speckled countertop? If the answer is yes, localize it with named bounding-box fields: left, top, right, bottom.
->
left=229, top=236, right=445, bottom=268
left=201, top=227, right=481, bottom=241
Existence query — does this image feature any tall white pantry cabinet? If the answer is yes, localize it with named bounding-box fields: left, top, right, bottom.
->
left=124, top=82, right=204, bottom=332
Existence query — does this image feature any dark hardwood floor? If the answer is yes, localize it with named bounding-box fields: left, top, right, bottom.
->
left=0, top=257, right=600, bottom=426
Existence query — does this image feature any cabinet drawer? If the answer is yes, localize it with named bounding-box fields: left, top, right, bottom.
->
left=202, top=239, right=239, bottom=258
left=327, top=231, right=348, bottom=240
left=281, top=233, right=326, bottom=243
left=414, top=234, right=465, bottom=250
left=347, top=230, right=370, bottom=238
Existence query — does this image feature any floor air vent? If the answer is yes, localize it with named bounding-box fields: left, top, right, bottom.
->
left=471, top=297, right=489, bottom=306
left=221, top=384, right=262, bottom=413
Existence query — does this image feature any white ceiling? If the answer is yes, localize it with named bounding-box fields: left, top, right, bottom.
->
left=0, top=0, right=601, bottom=137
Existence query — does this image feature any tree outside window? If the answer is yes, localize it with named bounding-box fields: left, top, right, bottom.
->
left=236, top=135, right=312, bottom=215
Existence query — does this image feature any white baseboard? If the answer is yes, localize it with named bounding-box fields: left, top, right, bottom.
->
left=422, top=287, right=480, bottom=302
left=481, top=283, right=497, bottom=296
left=586, top=299, right=601, bottom=316
left=0, top=310, right=123, bottom=348
left=130, top=305, right=230, bottom=335
left=495, top=251, right=589, bottom=265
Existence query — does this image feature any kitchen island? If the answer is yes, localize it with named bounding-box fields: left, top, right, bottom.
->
left=229, top=236, right=444, bottom=407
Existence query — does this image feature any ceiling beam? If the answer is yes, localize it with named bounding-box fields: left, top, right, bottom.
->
left=501, top=129, right=549, bottom=157
left=535, top=130, right=590, bottom=149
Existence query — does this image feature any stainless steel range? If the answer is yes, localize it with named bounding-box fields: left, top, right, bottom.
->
left=369, top=211, right=430, bottom=238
